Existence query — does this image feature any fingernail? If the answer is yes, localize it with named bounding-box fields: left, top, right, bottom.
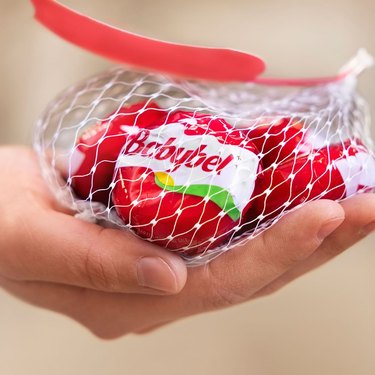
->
left=137, top=257, right=178, bottom=293
left=361, top=221, right=375, bottom=236
left=318, top=217, right=344, bottom=241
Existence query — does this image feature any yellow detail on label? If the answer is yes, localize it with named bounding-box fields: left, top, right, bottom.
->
left=155, top=172, right=175, bottom=187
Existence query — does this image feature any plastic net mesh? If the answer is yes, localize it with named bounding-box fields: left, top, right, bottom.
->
left=34, top=63, right=375, bottom=266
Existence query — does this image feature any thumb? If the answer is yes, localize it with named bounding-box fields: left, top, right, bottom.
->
left=202, top=200, right=345, bottom=304
left=2, top=210, right=187, bottom=295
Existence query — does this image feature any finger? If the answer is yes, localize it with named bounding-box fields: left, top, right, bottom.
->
left=1, top=210, right=187, bottom=295
left=200, top=200, right=345, bottom=305
left=323, top=194, right=375, bottom=251
left=0, top=277, right=114, bottom=339
left=0, top=276, right=84, bottom=318
left=133, top=321, right=173, bottom=334
left=85, top=200, right=347, bottom=322
left=252, top=194, right=375, bottom=298
left=0, top=277, right=164, bottom=339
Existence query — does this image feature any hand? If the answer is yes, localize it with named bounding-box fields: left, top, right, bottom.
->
left=0, top=146, right=188, bottom=294
left=1, top=146, right=374, bottom=339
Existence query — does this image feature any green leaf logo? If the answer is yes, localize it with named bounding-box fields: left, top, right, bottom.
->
left=154, top=172, right=241, bottom=221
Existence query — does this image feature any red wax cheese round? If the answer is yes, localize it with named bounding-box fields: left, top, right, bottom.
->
left=69, top=101, right=166, bottom=203
left=251, top=140, right=375, bottom=222
left=244, top=117, right=313, bottom=168
left=112, top=111, right=261, bottom=254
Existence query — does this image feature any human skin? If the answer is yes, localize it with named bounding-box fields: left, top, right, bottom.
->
left=0, top=146, right=374, bottom=339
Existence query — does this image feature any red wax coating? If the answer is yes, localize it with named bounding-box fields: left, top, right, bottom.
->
left=70, top=101, right=166, bottom=203
left=112, top=111, right=260, bottom=254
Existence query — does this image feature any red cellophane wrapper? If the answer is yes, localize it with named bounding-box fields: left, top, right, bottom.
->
left=34, top=52, right=375, bottom=266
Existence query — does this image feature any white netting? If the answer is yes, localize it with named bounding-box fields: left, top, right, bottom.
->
left=34, top=56, right=375, bottom=266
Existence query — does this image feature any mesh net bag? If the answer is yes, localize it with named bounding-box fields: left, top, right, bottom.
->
left=34, top=52, right=375, bottom=266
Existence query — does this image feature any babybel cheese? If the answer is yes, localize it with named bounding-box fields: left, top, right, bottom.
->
left=250, top=140, right=375, bottom=223
left=69, top=101, right=167, bottom=203
left=112, top=111, right=261, bottom=254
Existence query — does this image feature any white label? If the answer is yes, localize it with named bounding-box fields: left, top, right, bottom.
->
left=335, top=151, right=375, bottom=196
left=116, top=122, right=259, bottom=214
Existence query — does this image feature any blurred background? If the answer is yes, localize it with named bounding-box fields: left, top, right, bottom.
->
left=1, top=0, right=375, bottom=374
